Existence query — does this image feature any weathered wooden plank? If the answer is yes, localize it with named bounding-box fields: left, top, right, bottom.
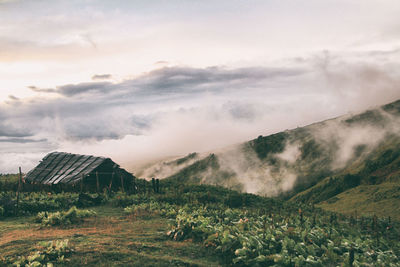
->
left=57, top=155, right=93, bottom=183
left=51, top=154, right=84, bottom=184
left=25, top=152, right=60, bottom=182
left=64, top=157, right=105, bottom=184
left=62, top=155, right=97, bottom=183
left=36, top=153, right=68, bottom=183
left=44, top=153, right=76, bottom=184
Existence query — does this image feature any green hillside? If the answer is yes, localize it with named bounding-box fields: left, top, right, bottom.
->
left=290, top=135, right=400, bottom=220
left=159, top=99, right=400, bottom=219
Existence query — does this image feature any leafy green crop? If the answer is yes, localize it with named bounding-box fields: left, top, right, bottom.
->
left=168, top=206, right=400, bottom=266
left=0, top=191, right=80, bottom=217
left=35, top=206, right=96, bottom=226
left=124, top=201, right=178, bottom=218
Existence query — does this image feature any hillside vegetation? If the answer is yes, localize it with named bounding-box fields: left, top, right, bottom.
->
left=143, top=99, right=400, bottom=220
left=1, top=181, right=399, bottom=266
left=1, top=99, right=400, bottom=265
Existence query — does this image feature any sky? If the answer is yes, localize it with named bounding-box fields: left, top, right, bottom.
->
left=1, top=0, right=400, bottom=174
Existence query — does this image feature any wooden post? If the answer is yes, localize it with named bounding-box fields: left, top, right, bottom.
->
left=156, top=179, right=160, bottom=193
left=16, top=167, right=22, bottom=213
left=120, top=173, right=125, bottom=193
left=109, top=172, right=114, bottom=191
left=96, top=171, right=100, bottom=193
left=151, top=178, right=156, bottom=193
left=18, top=166, right=22, bottom=188
left=80, top=174, right=84, bottom=193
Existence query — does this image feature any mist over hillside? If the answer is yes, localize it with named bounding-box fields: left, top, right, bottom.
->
left=138, top=99, right=400, bottom=198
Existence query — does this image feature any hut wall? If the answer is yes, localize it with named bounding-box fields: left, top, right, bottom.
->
left=81, top=160, right=134, bottom=192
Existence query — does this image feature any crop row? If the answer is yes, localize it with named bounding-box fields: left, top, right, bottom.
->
left=167, top=207, right=400, bottom=266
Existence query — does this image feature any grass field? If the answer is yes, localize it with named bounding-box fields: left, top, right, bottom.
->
left=317, top=182, right=400, bottom=221
left=1, top=181, right=399, bottom=266
left=0, top=205, right=222, bottom=267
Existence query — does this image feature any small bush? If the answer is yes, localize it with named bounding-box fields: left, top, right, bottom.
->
left=36, top=206, right=96, bottom=226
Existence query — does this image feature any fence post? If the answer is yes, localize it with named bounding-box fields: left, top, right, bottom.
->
left=80, top=174, right=84, bottom=193
left=120, top=173, right=125, bottom=193
left=156, top=179, right=160, bottom=193
left=151, top=178, right=156, bottom=193
left=109, top=172, right=114, bottom=191
left=16, top=167, right=22, bottom=214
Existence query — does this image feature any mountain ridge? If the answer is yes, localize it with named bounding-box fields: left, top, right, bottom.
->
left=139, top=99, right=400, bottom=218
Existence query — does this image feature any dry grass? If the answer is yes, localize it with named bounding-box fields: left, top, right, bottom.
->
left=0, top=205, right=223, bottom=266
left=318, top=182, right=400, bottom=221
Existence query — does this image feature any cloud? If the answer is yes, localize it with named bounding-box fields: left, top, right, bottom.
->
left=8, top=95, right=19, bottom=101
left=311, top=51, right=400, bottom=110
left=56, top=81, right=112, bottom=96
left=366, top=47, right=400, bottom=57
left=0, top=0, right=18, bottom=4
left=1, top=53, right=400, bottom=173
left=30, top=66, right=306, bottom=99
left=154, top=61, right=169, bottom=65
left=28, top=86, right=57, bottom=94
left=80, top=33, right=97, bottom=49
left=0, top=122, right=32, bottom=138
left=0, top=138, right=47, bottom=143
left=92, top=74, right=112, bottom=80
left=130, top=66, right=305, bottom=95
left=0, top=37, right=94, bottom=62
left=0, top=152, right=47, bottom=174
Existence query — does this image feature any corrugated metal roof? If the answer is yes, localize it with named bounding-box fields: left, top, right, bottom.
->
left=25, top=152, right=116, bottom=184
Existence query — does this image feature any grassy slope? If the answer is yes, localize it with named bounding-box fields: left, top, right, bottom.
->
left=0, top=205, right=222, bottom=267
left=163, top=99, right=400, bottom=219
left=290, top=135, right=400, bottom=219
left=317, top=183, right=400, bottom=221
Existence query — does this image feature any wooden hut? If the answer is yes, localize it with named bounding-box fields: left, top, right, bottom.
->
left=25, top=152, right=134, bottom=192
